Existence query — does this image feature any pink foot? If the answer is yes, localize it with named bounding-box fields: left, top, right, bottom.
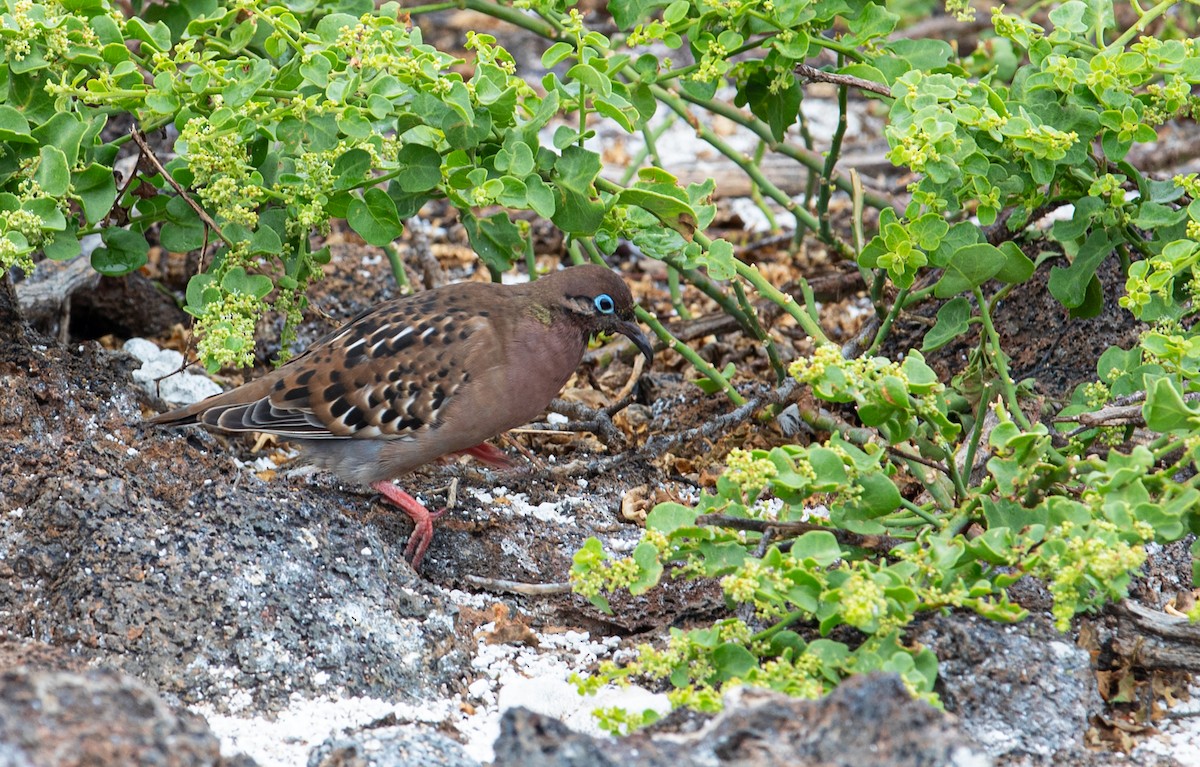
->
left=371, top=481, right=448, bottom=570
left=454, top=442, right=516, bottom=469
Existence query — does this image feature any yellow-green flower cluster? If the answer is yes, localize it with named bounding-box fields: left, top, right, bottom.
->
left=1088, top=173, right=1126, bottom=205
left=2, top=208, right=46, bottom=247
left=944, top=0, right=975, bottom=22
left=590, top=706, right=660, bottom=736
left=178, top=118, right=263, bottom=229
left=0, top=232, right=33, bottom=275
left=990, top=8, right=1044, bottom=47
left=787, top=342, right=844, bottom=383
left=196, top=289, right=263, bottom=370
left=667, top=683, right=724, bottom=712
left=1042, top=520, right=1146, bottom=630
left=569, top=543, right=642, bottom=599
left=720, top=559, right=791, bottom=618
left=756, top=654, right=826, bottom=698
left=724, top=447, right=777, bottom=497
left=838, top=570, right=888, bottom=630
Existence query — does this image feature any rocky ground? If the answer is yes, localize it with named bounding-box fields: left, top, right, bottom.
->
left=3, top=9, right=1200, bottom=765
left=3, top=223, right=1200, bottom=765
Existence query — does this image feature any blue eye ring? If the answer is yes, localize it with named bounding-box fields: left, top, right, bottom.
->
left=594, top=293, right=616, bottom=315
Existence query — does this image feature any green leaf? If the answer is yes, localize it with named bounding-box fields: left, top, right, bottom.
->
left=221, top=265, right=273, bottom=298
left=790, top=531, right=842, bottom=566
left=160, top=218, right=206, bottom=253
left=185, top=272, right=220, bottom=315
left=702, top=239, right=735, bottom=281
left=73, top=164, right=118, bottom=224
left=616, top=187, right=697, bottom=239
left=394, top=144, right=442, bottom=193
left=711, top=643, right=757, bottom=682
left=923, top=296, right=971, bottom=351
left=592, top=95, right=636, bottom=133
left=462, top=211, right=522, bottom=274
left=248, top=225, right=282, bottom=256
left=929, top=222, right=982, bottom=268
left=300, top=51, right=332, bottom=87
left=629, top=541, right=663, bottom=595
left=851, top=472, right=902, bottom=518
left=1191, top=539, right=1200, bottom=588
left=647, top=502, right=698, bottom=533
left=124, top=17, right=172, bottom=52
left=31, top=113, right=88, bottom=166
left=995, top=242, right=1035, bottom=284
left=884, top=38, right=952, bottom=70
left=43, top=230, right=80, bottom=261
left=332, top=147, right=373, bottom=190
left=541, top=42, right=574, bottom=68
left=695, top=361, right=735, bottom=394
left=222, top=58, right=273, bottom=108
left=91, top=228, right=149, bottom=276
left=1048, top=229, right=1112, bottom=308
left=346, top=188, right=403, bottom=246
left=1132, top=201, right=1185, bottom=229
left=609, top=0, right=671, bottom=29
left=934, top=243, right=1007, bottom=296
left=524, top=175, right=555, bottom=219
left=315, top=12, right=357, bottom=42
left=34, top=145, right=70, bottom=197
left=1144, top=377, right=1200, bottom=432
left=23, top=198, right=65, bottom=231
left=566, top=63, right=611, bottom=96
left=0, top=106, right=35, bottom=144
left=1135, top=499, right=1186, bottom=540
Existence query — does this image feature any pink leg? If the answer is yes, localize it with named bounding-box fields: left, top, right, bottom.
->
left=371, top=481, right=448, bottom=570
left=454, top=442, right=516, bottom=469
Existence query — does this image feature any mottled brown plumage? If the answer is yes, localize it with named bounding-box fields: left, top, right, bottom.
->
left=150, top=264, right=653, bottom=568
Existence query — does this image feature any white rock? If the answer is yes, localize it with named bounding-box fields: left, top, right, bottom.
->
left=125, top=337, right=223, bottom=406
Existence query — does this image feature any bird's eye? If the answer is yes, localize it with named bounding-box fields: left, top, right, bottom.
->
left=593, top=293, right=616, bottom=315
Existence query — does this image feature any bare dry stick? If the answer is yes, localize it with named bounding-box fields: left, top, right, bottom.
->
left=696, top=513, right=904, bottom=552
left=795, top=63, right=892, bottom=97
left=462, top=574, right=574, bottom=595
left=543, top=379, right=801, bottom=479
left=129, top=128, right=229, bottom=246
left=1056, top=391, right=1200, bottom=437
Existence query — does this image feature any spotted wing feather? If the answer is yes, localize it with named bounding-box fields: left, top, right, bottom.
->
left=165, top=291, right=493, bottom=442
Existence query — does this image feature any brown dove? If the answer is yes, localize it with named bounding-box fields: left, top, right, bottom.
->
left=150, top=264, right=654, bottom=569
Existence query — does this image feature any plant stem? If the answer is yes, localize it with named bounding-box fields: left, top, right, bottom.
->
left=748, top=141, right=780, bottom=232
left=667, top=266, right=691, bottom=319
left=816, top=59, right=848, bottom=245
left=1109, top=0, right=1175, bottom=49
left=384, top=243, right=411, bottom=293
left=658, top=84, right=897, bottom=214
left=974, top=287, right=1032, bottom=430
left=863, top=285, right=909, bottom=357
left=733, top=279, right=785, bottom=381
left=461, top=0, right=561, bottom=38
left=637, top=304, right=746, bottom=405
left=752, top=610, right=808, bottom=643
left=694, top=231, right=830, bottom=343
left=401, top=1, right=459, bottom=14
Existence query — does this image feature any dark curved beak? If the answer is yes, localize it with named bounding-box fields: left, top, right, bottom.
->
left=618, top=319, right=654, bottom=364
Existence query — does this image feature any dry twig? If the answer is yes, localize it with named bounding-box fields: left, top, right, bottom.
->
left=462, top=575, right=573, bottom=595
left=696, top=513, right=904, bottom=552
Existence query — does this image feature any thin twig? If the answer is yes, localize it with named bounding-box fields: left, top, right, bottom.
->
left=129, top=127, right=230, bottom=246
left=1055, top=391, right=1200, bottom=437
left=794, top=63, right=892, bottom=97
left=696, top=513, right=903, bottom=552
left=549, top=380, right=800, bottom=479
left=547, top=398, right=629, bottom=448
left=462, top=575, right=574, bottom=595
